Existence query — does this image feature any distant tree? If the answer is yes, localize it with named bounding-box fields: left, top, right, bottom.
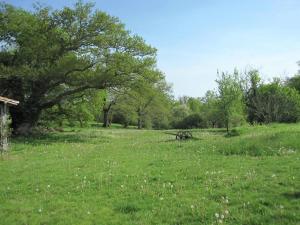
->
left=101, top=89, right=121, bottom=128
left=287, top=75, right=300, bottom=93
left=216, top=70, right=245, bottom=133
left=0, top=2, right=156, bottom=134
left=175, top=113, right=206, bottom=129
left=253, top=81, right=300, bottom=123
left=112, top=101, right=137, bottom=128
left=244, top=70, right=262, bottom=124
left=112, top=70, right=172, bottom=129
left=178, top=96, right=190, bottom=105
left=201, top=90, right=221, bottom=128
left=171, top=104, right=191, bottom=128
left=41, top=90, right=105, bottom=127
left=187, top=97, right=202, bottom=113
left=286, top=62, right=300, bottom=93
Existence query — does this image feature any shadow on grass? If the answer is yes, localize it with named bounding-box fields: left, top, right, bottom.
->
left=115, top=202, right=140, bottom=214
left=283, top=192, right=300, bottom=200
left=12, top=130, right=109, bottom=147
left=162, top=137, right=202, bottom=143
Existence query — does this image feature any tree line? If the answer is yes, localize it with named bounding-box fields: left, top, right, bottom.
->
left=1, top=1, right=300, bottom=135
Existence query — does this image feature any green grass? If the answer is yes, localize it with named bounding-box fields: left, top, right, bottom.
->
left=0, top=124, right=299, bottom=225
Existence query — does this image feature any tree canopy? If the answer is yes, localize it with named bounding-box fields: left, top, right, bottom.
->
left=0, top=1, right=157, bottom=134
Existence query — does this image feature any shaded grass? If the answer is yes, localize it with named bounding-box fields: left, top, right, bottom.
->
left=0, top=123, right=299, bottom=224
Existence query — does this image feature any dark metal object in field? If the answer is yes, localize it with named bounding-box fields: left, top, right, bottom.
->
left=176, top=131, right=193, bottom=140
left=165, top=130, right=193, bottom=140
left=0, top=96, right=19, bottom=152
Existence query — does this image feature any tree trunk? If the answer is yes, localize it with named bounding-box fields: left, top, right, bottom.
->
left=226, top=121, right=229, bottom=134
left=79, top=119, right=83, bottom=127
left=137, top=109, right=143, bottom=129
left=103, top=108, right=110, bottom=128
left=137, top=117, right=142, bottom=129
left=10, top=105, right=41, bottom=136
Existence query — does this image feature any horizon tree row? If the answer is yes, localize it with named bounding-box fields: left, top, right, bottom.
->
left=1, top=1, right=299, bottom=134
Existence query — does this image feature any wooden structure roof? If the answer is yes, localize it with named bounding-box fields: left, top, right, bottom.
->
left=0, top=96, right=19, bottom=106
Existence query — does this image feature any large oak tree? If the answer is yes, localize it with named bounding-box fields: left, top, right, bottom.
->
left=0, top=1, right=156, bottom=134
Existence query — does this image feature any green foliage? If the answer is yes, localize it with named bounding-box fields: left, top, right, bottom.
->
left=0, top=1, right=156, bottom=133
left=216, top=70, right=246, bottom=132
left=287, top=74, right=300, bottom=94
left=254, top=82, right=300, bottom=123
left=287, top=61, right=300, bottom=93
left=174, top=113, right=206, bottom=129
left=200, top=91, right=222, bottom=128
left=171, top=104, right=191, bottom=127
left=187, top=97, right=202, bottom=113
left=41, top=90, right=105, bottom=127
left=111, top=70, right=173, bottom=129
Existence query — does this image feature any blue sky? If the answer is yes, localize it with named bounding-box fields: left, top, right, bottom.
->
left=4, top=0, right=300, bottom=97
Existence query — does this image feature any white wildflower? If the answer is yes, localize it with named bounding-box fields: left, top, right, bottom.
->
left=215, top=213, right=219, bottom=218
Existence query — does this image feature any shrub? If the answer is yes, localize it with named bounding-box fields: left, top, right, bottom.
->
left=175, top=113, right=206, bottom=129
left=225, top=128, right=240, bottom=137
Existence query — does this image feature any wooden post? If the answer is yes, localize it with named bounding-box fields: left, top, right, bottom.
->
left=0, top=102, right=9, bottom=152
left=0, top=96, right=19, bottom=153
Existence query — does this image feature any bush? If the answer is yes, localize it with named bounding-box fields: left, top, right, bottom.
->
left=225, top=128, right=240, bottom=137
left=175, top=114, right=206, bottom=129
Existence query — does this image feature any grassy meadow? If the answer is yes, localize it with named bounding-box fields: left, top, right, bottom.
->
left=0, top=124, right=299, bottom=225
